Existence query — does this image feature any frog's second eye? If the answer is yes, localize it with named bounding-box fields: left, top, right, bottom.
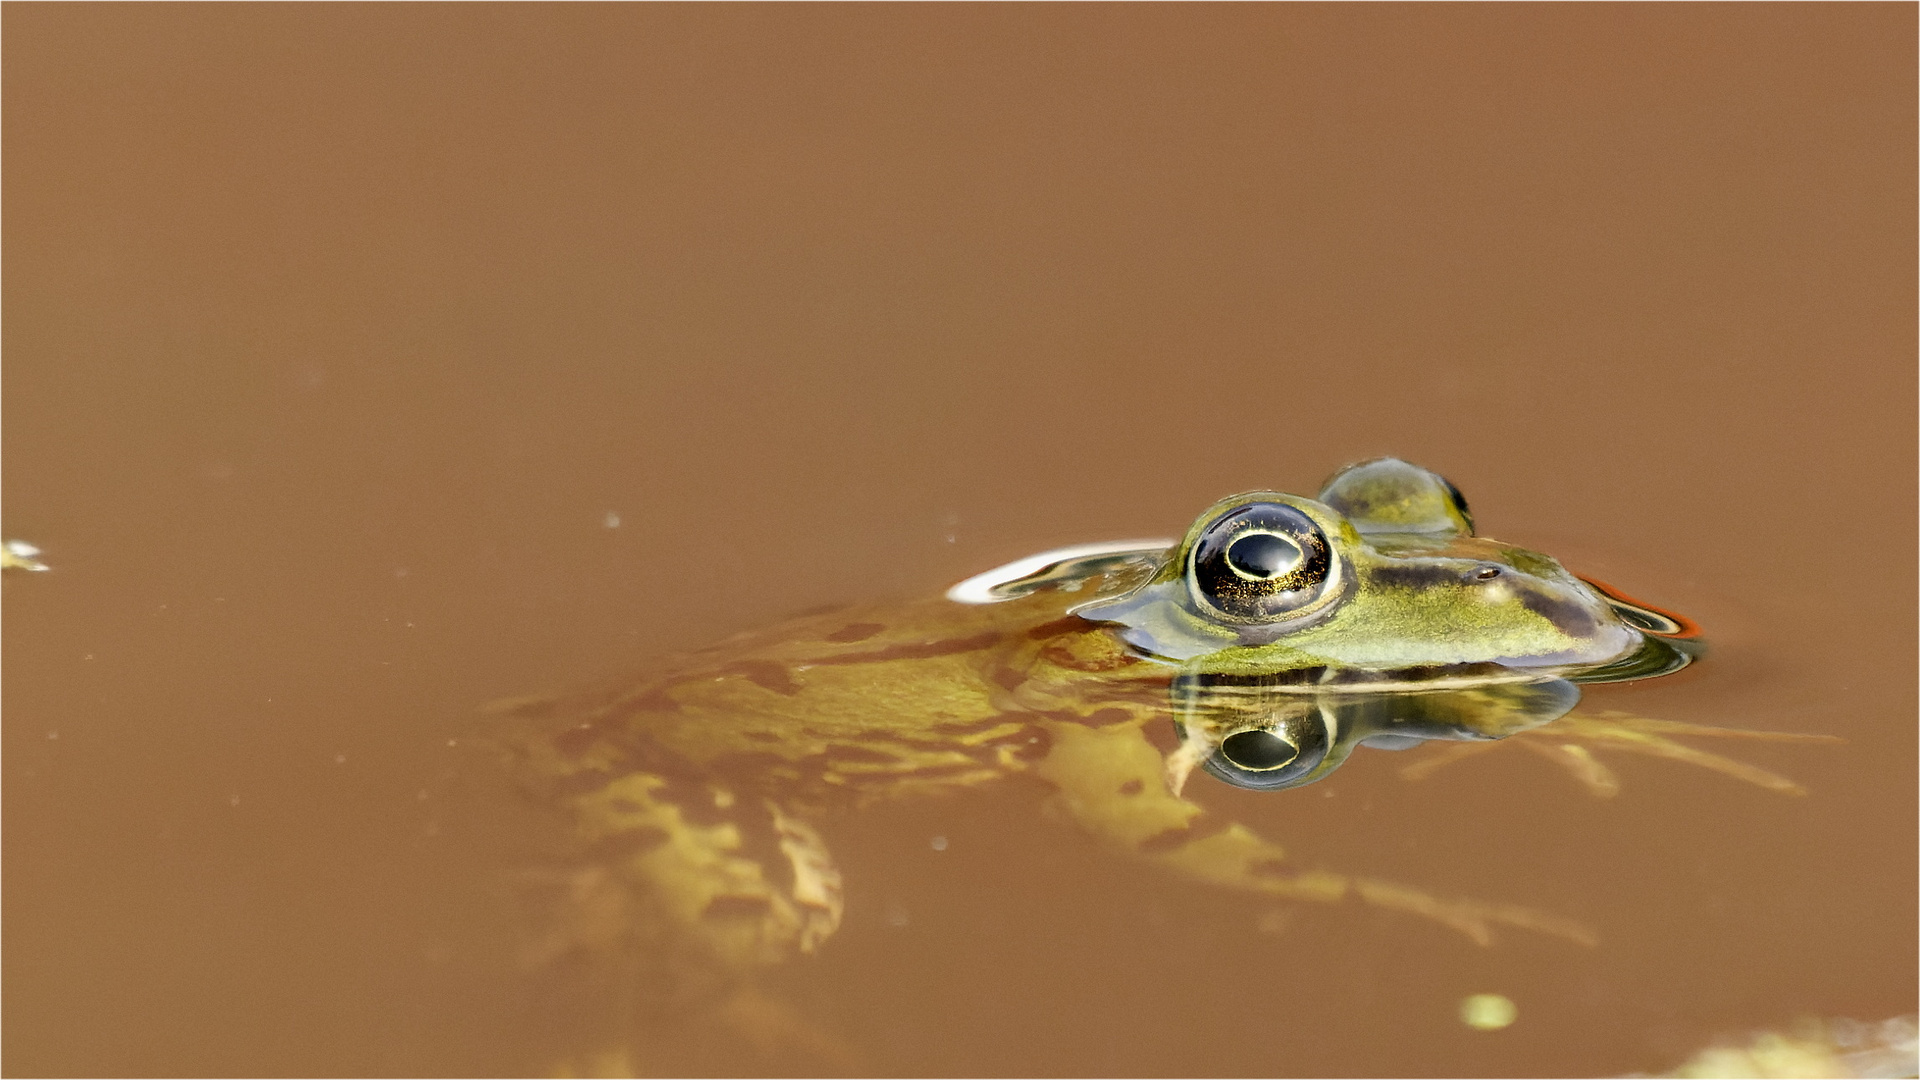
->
left=1190, top=504, right=1335, bottom=622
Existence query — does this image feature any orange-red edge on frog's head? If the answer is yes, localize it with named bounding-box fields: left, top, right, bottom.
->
left=1575, top=575, right=1704, bottom=641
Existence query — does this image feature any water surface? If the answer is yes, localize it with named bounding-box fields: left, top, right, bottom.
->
left=5, top=6, right=1914, bottom=1075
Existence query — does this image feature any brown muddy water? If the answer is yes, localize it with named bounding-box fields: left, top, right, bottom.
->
left=5, top=6, right=1915, bottom=1077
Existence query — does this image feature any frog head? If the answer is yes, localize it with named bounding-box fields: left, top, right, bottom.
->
left=1075, top=458, right=1645, bottom=679
left=1071, top=459, right=1704, bottom=790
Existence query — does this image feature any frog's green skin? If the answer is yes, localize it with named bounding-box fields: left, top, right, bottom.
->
left=495, top=459, right=1818, bottom=1009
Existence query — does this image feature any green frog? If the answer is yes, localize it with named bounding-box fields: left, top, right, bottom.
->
left=492, top=459, right=1822, bottom=1066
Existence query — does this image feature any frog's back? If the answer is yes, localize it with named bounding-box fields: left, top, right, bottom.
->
left=490, top=558, right=1159, bottom=811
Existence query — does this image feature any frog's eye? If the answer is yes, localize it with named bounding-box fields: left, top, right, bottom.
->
left=1203, top=714, right=1331, bottom=790
left=1189, top=503, right=1336, bottom=622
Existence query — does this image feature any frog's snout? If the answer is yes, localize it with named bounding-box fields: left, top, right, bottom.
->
left=1525, top=577, right=1642, bottom=655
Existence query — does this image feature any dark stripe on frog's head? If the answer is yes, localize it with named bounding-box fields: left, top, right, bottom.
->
left=1514, top=583, right=1601, bottom=639
left=1366, top=562, right=1470, bottom=590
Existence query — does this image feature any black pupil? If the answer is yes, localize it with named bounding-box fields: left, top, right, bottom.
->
left=1226, top=533, right=1300, bottom=579
left=1220, top=729, right=1298, bottom=771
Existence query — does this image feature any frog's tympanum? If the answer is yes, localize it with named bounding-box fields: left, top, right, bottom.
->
left=493, top=459, right=1825, bottom=1065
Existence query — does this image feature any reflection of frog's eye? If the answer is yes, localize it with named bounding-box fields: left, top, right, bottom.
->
left=1190, top=504, right=1335, bottom=622
left=1204, top=715, right=1331, bottom=791
left=1220, top=729, right=1297, bottom=769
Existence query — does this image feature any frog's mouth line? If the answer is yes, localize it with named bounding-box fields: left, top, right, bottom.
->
left=1163, top=641, right=1695, bottom=693
left=1564, top=634, right=1700, bottom=684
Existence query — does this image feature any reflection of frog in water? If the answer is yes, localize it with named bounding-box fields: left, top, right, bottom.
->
left=493, top=459, right=1824, bottom=1065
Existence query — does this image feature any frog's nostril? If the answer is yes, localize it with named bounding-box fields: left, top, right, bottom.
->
left=1474, top=566, right=1503, bottom=581
left=1220, top=729, right=1299, bottom=771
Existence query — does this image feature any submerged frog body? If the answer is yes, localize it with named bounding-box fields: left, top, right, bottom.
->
left=493, top=459, right=1822, bottom=1061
